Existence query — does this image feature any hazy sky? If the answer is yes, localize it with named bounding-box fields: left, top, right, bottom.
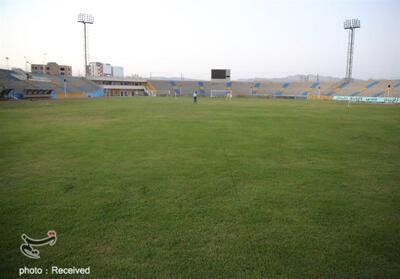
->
left=0, top=0, right=399, bottom=79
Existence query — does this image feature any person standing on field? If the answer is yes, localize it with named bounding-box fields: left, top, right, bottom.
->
left=193, top=90, right=198, bottom=104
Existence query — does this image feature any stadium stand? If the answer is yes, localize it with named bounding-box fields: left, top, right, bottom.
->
left=372, top=91, right=384, bottom=97
left=350, top=80, right=380, bottom=96
left=339, top=81, right=350, bottom=88
left=3, top=69, right=398, bottom=101
left=367, top=81, right=380, bottom=88
left=148, top=79, right=400, bottom=99
left=197, top=81, right=205, bottom=94
left=0, top=69, right=103, bottom=99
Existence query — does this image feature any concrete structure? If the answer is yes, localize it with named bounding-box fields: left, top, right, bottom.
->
left=88, top=76, right=152, bottom=97
left=88, top=62, right=104, bottom=77
left=31, top=62, right=72, bottom=76
left=89, top=62, right=124, bottom=78
left=112, top=66, right=124, bottom=77
left=103, top=63, right=112, bottom=77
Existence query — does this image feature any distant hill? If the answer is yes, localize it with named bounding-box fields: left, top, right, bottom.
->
left=149, top=76, right=200, bottom=81
left=238, top=75, right=353, bottom=83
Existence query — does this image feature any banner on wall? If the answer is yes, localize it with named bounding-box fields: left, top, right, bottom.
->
left=333, top=96, right=400, bottom=104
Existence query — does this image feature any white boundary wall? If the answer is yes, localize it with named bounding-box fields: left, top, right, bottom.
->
left=333, top=96, right=400, bottom=103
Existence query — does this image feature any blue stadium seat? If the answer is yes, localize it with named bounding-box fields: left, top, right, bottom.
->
left=366, top=81, right=379, bottom=88
left=310, top=82, right=319, bottom=89
left=339, top=81, right=349, bottom=89
left=372, top=91, right=384, bottom=97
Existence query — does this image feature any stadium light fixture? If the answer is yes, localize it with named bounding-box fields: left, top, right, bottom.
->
left=78, top=13, right=94, bottom=24
left=344, top=19, right=361, bottom=81
left=78, top=13, right=94, bottom=76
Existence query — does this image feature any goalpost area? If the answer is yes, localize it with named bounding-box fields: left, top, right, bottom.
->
left=210, top=89, right=233, bottom=98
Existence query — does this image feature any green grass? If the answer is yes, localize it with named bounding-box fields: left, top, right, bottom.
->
left=0, top=97, right=399, bottom=278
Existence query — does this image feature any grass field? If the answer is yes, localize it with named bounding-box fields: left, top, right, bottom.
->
left=1, top=97, right=399, bottom=278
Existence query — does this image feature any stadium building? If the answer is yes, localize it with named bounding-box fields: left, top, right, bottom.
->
left=88, top=76, right=153, bottom=97
left=31, top=62, right=72, bottom=76
left=88, top=62, right=124, bottom=78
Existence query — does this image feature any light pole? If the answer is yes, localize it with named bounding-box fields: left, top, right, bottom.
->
left=5, top=57, right=9, bottom=70
left=78, top=13, right=94, bottom=77
left=386, top=84, right=391, bottom=98
left=43, top=53, right=47, bottom=73
left=64, top=78, right=67, bottom=98
left=344, top=19, right=361, bottom=81
left=24, top=56, right=29, bottom=72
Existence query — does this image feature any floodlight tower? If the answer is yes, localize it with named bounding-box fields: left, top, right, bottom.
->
left=78, top=13, right=94, bottom=76
left=344, top=19, right=361, bottom=81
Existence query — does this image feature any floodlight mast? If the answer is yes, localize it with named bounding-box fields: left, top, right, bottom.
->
left=78, top=13, right=94, bottom=77
left=344, top=19, right=360, bottom=81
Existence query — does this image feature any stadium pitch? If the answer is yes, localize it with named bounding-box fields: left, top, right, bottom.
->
left=0, top=97, right=399, bottom=278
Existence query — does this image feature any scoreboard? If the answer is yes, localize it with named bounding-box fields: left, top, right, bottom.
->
left=211, top=69, right=231, bottom=81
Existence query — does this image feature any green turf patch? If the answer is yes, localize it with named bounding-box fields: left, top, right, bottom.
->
left=1, top=98, right=399, bottom=278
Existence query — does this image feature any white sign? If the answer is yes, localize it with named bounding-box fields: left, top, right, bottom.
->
left=333, top=96, right=400, bottom=104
